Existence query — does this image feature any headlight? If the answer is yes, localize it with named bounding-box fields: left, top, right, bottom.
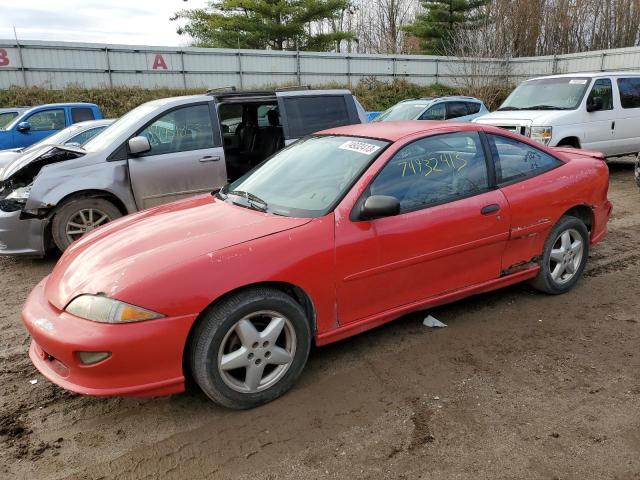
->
left=530, top=127, right=553, bottom=145
left=6, top=185, right=31, bottom=201
left=65, top=294, right=164, bottom=323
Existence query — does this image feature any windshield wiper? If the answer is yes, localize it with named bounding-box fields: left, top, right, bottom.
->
left=523, top=105, right=572, bottom=110
left=226, top=190, right=269, bottom=213
left=497, top=106, right=522, bottom=111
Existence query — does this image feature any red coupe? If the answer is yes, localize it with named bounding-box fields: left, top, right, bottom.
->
left=22, top=121, right=612, bottom=409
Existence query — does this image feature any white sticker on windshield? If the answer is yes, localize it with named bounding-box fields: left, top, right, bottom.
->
left=339, top=141, right=381, bottom=155
left=569, top=79, right=588, bottom=84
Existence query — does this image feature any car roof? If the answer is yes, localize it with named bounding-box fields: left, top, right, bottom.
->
left=529, top=71, right=640, bottom=81
left=400, top=96, right=483, bottom=104
left=0, top=107, right=30, bottom=113
left=318, top=120, right=482, bottom=142
left=21, top=103, right=100, bottom=115
left=72, top=119, right=116, bottom=128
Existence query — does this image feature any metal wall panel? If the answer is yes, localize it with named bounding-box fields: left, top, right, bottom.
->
left=2, top=39, right=640, bottom=94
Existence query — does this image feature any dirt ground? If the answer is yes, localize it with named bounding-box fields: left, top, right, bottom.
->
left=1, top=161, right=639, bottom=480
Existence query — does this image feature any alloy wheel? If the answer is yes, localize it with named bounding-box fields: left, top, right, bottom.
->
left=65, top=208, right=111, bottom=242
left=217, top=310, right=296, bottom=394
left=549, top=228, right=584, bottom=285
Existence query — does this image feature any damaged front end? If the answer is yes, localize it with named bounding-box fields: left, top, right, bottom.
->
left=0, top=145, right=86, bottom=256
left=0, top=145, right=86, bottom=215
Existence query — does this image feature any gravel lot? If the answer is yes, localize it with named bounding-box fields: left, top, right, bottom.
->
left=1, top=161, right=639, bottom=480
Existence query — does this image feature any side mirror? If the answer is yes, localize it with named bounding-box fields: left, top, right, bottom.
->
left=360, top=195, right=400, bottom=220
left=17, top=121, right=31, bottom=132
left=587, top=96, right=603, bottom=112
left=128, top=136, right=151, bottom=156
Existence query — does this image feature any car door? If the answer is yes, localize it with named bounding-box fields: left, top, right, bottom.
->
left=418, top=102, right=446, bottom=120
left=582, top=78, right=617, bottom=155
left=276, top=92, right=359, bottom=144
left=615, top=76, right=640, bottom=155
left=334, top=131, right=511, bottom=324
left=485, top=133, right=565, bottom=271
left=14, top=108, right=67, bottom=148
left=127, top=102, right=227, bottom=209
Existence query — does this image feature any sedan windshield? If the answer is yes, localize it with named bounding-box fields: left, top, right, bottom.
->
left=373, top=103, right=428, bottom=121
left=499, top=77, right=591, bottom=111
left=221, top=135, right=389, bottom=217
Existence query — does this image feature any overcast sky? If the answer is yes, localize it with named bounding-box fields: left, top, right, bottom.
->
left=0, top=0, right=209, bottom=46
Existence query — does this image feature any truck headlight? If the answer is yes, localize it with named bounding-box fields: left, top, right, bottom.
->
left=530, top=127, right=553, bottom=145
left=65, top=294, right=164, bottom=323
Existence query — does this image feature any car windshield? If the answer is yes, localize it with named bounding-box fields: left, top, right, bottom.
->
left=373, top=103, right=429, bottom=121
left=221, top=135, right=389, bottom=217
left=18, top=124, right=85, bottom=154
left=83, top=102, right=160, bottom=152
left=0, top=112, right=18, bottom=129
left=499, top=77, right=591, bottom=110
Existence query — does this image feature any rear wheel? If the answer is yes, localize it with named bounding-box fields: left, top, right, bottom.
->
left=51, top=197, right=122, bottom=252
left=190, top=287, right=311, bottom=409
left=530, top=216, right=589, bottom=294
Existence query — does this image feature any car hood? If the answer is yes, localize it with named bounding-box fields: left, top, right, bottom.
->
left=45, top=195, right=312, bottom=310
left=0, top=149, right=24, bottom=177
left=0, top=144, right=85, bottom=182
left=474, top=110, right=563, bottom=126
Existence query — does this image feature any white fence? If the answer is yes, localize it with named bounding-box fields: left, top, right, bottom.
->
left=1, top=39, right=640, bottom=90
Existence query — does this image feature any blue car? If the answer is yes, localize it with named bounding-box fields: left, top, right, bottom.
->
left=373, top=96, right=489, bottom=123
left=0, top=103, right=103, bottom=151
left=0, top=107, right=30, bottom=129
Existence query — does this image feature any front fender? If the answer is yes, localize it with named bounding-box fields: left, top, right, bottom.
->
left=25, top=160, right=137, bottom=214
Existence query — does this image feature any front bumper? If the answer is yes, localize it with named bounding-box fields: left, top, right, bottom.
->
left=22, top=278, right=198, bottom=397
left=0, top=208, right=47, bottom=256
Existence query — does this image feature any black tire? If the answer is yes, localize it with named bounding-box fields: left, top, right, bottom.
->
left=530, top=215, right=589, bottom=294
left=189, top=287, right=312, bottom=409
left=51, top=197, right=122, bottom=252
left=634, top=155, right=640, bottom=188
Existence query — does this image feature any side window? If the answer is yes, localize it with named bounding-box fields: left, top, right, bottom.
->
left=466, top=102, right=482, bottom=114
left=419, top=103, right=445, bottom=120
left=26, top=109, right=66, bottom=132
left=71, top=107, right=95, bottom=123
left=587, top=79, right=613, bottom=110
left=67, top=127, right=106, bottom=146
left=137, top=104, right=214, bottom=156
left=0, top=112, right=18, bottom=128
left=617, top=77, right=640, bottom=109
left=281, top=96, right=350, bottom=137
left=488, top=134, right=561, bottom=185
left=369, top=132, right=489, bottom=213
left=446, top=102, right=469, bottom=119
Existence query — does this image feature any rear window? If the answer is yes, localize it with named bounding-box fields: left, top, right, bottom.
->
left=446, top=102, right=468, bottom=119
left=71, top=107, right=95, bottom=123
left=466, top=102, right=482, bottom=114
left=282, top=96, right=350, bottom=138
left=617, top=78, right=640, bottom=109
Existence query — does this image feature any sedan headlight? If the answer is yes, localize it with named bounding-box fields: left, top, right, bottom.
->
left=5, top=185, right=32, bottom=202
left=65, top=294, right=164, bottom=323
left=530, top=127, right=553, bottom=145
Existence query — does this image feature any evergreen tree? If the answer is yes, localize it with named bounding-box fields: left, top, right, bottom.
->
left=403, top=0, right=490, bottom=54
left=172, top=0, right=354, bottom=51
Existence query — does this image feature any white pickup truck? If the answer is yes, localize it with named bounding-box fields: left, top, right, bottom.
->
left=474, top=72, right=640, bottom=159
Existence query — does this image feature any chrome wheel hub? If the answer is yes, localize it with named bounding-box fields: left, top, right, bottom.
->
left=66, top=208, right=111, bottom=241
left=549, top=228, right=584, bottom=285
left=217, top=311, right=296, bottom=394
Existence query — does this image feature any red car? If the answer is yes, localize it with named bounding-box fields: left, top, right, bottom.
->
left=22, top=121, right=612, bottom=409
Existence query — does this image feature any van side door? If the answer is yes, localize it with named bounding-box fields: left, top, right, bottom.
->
left=276, top=92, right=361, bottom=144
left=582, top=77, right=618, bottom=156
left=127, top=102, right=227, bottom=209
left=615, top=76, right=640, bottom=156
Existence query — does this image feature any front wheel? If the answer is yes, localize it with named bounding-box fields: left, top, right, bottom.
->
left=530, top=216, right=589, bottom=294
left=51, top=197, right=122, bottom=252
left=190, top=288, right=311, bottom=409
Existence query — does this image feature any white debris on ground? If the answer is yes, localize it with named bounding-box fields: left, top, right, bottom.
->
left=422, top=315, right=447, bottom=328
left=29, top=379, right=38, bottom=385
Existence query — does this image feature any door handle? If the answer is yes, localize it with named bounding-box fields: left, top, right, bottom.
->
left=481, top=204, right=500, bottom=215
left=611, top=121, right=615, bottom=130
left=199, top=155, right=220, bottom=162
